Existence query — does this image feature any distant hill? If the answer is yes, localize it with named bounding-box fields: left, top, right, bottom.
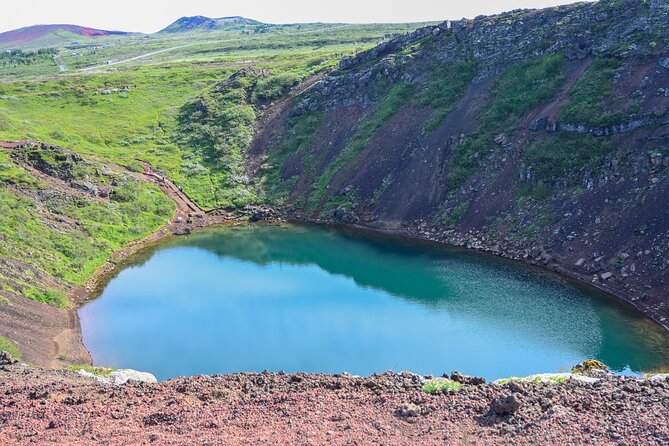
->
left=0, top=24, right=128, bottom=49
left=159, top=16, right=263, bottom=33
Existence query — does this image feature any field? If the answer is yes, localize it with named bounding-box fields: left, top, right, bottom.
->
left=0, top=22, right=428, bottom=309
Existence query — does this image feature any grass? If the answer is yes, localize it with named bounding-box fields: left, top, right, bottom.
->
left=261, top=111, right=324, bottom=205
left=0, top=145, right=174, bottom=307
left=447, top=53, right=567, bottom=190
left=558, top=57, right=624, bottom=127
left=306, top=82, right=416, bottom=211
left=422, top=378, right=462, bottom=394
left=67, top=364, right=115, bottom=376
left=0, top=23, right=427, bottom=309
left=0, top=335, right=22, bottom=359
left=419, top=61, right=478, bottom=131
left=523, top=134, right=612, bottom=185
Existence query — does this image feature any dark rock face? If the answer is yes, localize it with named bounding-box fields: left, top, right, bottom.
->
left=491, top=395, right=522, bottom=416
left=450, top=371, right=486, bottom=385
left=250, top=0, right=669, bottom=327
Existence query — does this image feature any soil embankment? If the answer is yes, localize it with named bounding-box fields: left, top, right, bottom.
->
left=1, top=358, right=668, bottom=445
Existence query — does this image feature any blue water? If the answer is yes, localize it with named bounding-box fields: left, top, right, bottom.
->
left=79, top=224, right=669, bottom=380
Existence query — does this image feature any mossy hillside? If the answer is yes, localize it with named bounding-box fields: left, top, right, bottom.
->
left=558, top=57, right=626, bottom=127
left=312, top=82, right=417, bottom=211
left=447, top=53, right=567, bottom=190
left=523, top=133, right=613, bottom=186
left=0, top=146, right=174, bottom=307
left=0, top=335, right=22, bottom=359
left=260, top=111, right=325, bottom=206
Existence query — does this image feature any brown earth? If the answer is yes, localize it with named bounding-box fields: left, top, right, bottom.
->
left=0, top=143, right=252, bottom=369
left=0, top=359, right=668, bottom=446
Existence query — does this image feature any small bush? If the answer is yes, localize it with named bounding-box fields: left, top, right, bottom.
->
left=422, top=378, right=462, bottom=394
left=0, top=335, right=21, bottom=359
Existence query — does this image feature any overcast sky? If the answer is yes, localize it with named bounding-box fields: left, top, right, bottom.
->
left=2, top=0, right=588, bottom=34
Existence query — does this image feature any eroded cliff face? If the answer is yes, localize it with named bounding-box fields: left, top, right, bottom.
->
left=249, top=0, right=669, bottom=323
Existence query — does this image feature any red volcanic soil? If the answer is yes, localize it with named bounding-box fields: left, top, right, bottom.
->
left=0, top=24, right=126, bottom=46
left=1, top=357, right=668, bottom=446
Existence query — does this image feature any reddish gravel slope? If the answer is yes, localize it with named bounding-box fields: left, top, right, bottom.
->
left=0, top=25, right=126, bottom=47
left=1, top=360, right=668, bottom=446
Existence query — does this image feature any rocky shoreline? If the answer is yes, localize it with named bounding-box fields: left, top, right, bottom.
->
left=1, top=353, right=668, bottom=445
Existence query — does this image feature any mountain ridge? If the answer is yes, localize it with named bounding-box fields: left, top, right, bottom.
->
left=158, top=15, right=263, bottom=33
left=0, top=24, right=128, bottom=48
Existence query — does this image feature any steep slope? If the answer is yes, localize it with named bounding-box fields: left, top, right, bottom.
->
left=251, top=0, right=669, bottom=326
left=159, top=16, right=262, bottom=33
left=0, top=24, right=128, bottom=49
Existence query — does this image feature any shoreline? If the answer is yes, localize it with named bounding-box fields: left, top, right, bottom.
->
left=55, top=176, right=668, bottom=369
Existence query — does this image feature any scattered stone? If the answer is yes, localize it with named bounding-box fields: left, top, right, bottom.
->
left=450, top=371, right=486, bottom=385
left=0, top=351, right=18, bottom=366
left=173, top=227, right=192, bottom=236
left=396, top=402, right=421, bottom=417
left=491, top=395, right=521, bottom=416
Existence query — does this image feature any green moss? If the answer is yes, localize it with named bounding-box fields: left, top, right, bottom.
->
left=419, top=61, right=477, bottom=131
left=0, top=335, right=22, bottom=359
left=261, top=111, right=324, bottom=205
left=422, top=378, right=462, bottom=394
left=448, top=54, right=567, bottom=190
left=437, top=202, right=470, bottom=226
left=67, top=364, right=115, bottom=376
left=307, top=82, right=416, bottom=211
left=559, top=58, right=624, bottom=127
left=523, top=134, right=612, bottom=185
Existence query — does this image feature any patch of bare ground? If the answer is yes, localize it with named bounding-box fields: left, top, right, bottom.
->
left=0, top=360, right=667, bottom=445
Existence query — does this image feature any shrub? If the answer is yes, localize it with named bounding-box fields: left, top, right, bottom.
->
left=422, top=378, right=462, bottom=394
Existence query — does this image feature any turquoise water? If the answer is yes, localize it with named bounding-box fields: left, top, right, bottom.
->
left=79, top=224, right=669, bottom=381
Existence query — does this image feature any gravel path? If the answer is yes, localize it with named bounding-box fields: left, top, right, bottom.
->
left=1, top=359, right=668, bottom=445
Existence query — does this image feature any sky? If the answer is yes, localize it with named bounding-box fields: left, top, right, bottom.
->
left=1, top=0, right=588, bottom=34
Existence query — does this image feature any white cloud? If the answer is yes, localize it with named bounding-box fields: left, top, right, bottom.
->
left=1, top=0, right=589, bottom=34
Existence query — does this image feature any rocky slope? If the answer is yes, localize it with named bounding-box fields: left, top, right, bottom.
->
left=1, top=354, right=668, bottom=445
left=250, top=0, right=669, bottom=327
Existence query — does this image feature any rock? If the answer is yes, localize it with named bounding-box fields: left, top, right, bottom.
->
left=78, top=369, right=157, bottom=385
left=659, top=58, right=669, bottom=69
left=491, top=395, right=521, bottom=416
left=173, top=227, right=192, bottom=236
left=396, top=403, right=421, bottom=417
left=450, top=371, right=486, bottom=385
left=572, top=359, right=609, bottom=378
left=575, top=258, right=586, bottom=267
left=0, top=351, right=18, bottom=366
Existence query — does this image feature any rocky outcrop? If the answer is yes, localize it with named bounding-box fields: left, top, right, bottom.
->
left=250, top=0, right=669, bottom=328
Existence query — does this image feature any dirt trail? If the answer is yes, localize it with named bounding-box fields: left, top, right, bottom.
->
left=0, top=142, right=243, bottom=368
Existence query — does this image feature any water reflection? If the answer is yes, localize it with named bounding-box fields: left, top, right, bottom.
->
left=81, top=224, right=669, bottom=380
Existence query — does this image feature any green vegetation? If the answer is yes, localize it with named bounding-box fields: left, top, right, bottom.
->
left=0, top=146, right=174, bottom=307
left=0, top=22, right=426, bottom=309
left=448, top=54, right=567, bottom=189
left=67, top=364, right=115, bottom=376
left=0, top=335, right=22, bottom=359
left=422, top=378, right=462, bottom=394
left=559, top=58, right=623, bottom=127
left=261, top=111, right=324, bottom=205
left=437, top=202, right=470, bottom=226
left=524, top=134, right=612, bottom=185
left=0, top=48, right=57, bottom=66
left=419, top=61, right=478, bottom=131
left=307, top=82, right=416, bottom=211
left=494, top=374, right=569, bottom=385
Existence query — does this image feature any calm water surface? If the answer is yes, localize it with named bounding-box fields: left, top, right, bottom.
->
left=79, top=224, right=669, bottom=380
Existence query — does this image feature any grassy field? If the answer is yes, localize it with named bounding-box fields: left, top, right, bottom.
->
left=0, top=22, right=429, bottom=309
